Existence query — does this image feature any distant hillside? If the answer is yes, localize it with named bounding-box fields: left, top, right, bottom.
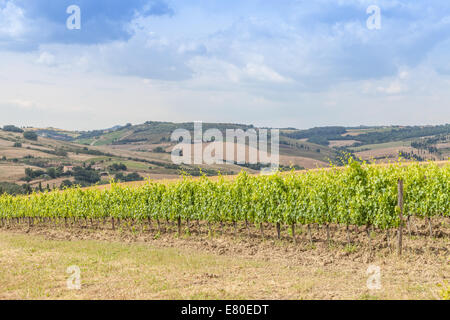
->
left=281, top=124, right=450, bottom=146
left=35, top=122, right=256, bottom=146
left=0, top=122, right=448, bottom=195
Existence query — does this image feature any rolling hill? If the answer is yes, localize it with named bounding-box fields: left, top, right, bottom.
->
left=0, top=122, right=448, bottom=194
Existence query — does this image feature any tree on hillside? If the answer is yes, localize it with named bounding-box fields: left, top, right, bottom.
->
left=73, top=166, right=101, bottom=185
left=23, top=131, right=38, bottom=141
left=107, top=163, right=127, bottom=172
left=60, top=180, right=73, bottom=189
left=114, top=172, right=143, bottom=182
left=2, top=125, right=23, bottom=133
left=153, top=146, right=166, bottom=153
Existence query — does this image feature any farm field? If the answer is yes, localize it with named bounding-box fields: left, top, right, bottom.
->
left=0, top=217, right=449, bottom=300
left=2, top=160, right=447, bottom=232
left=1, top=123, right=448, bottom=193
left=0, top=127, right=449, bottom=301
left=3, top=0, right=450, bottom=306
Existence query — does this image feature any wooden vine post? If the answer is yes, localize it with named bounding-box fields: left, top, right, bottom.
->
left=397, top=179, right=404, bottom=256
left=177, top=216, right=182, bottom=236
left=276, top=222, right=281, bottom=240
left=291, top=224, right=296, bottom=244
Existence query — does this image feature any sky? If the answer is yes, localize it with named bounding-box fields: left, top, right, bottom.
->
left=0, top=0, right=449, bottom=130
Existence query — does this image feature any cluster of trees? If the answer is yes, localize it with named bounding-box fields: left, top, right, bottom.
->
left=411, top=135, right=448, bottom=154
left=23, top=167, right=68, bottom=182
left=23, top=165, right=105, bottom=186
left=75, top=129, right=108, bottom=141
left=71, top=147, right=113, bottom=157
left=20, top=158, right=49, bottom=168
left=305, top=136, right=330, bottom=146
left=34, top=129, right=74, bottom=141
left=410, top=143, right=438, bottom=154
left=73, top=164, right=144, bottom=185
left=281, top=124, right=450, bottom=147
left=399, top=152, right=425, bottom=162
left=179, top=168, right=219, bottom=177
left=0, top=181, right=56, bottom=196
left=282, top=127, right=347, bottom=146
left=153, top=146, right=167, bottom=153
left=23, top=131, right=38, bottom=141
left=280, top=140, right=314, bottom=151
left=24, top=168, right=46, bottom=180
left=107, top=163, right=127, bottom=172
left=72, top=166, right=101, bottom=185
left=0, top=182, right=29, bottom=195
left=14, top=162, right=148, bottom=190
left=350, top=125, right=450, bottom=145
left=0, top=125, right=38, bottom=140
left=60, top=180, right=74, bottom=189
left=20, top=161, right=145, bottom=188
left=2, top=125, right=23, bottom=133
left=114, top=172, right=143, bottom=182
left=333, top=149, right=360, bottom=166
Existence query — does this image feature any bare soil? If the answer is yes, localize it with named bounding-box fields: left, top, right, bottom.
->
left=1, top=216, right=449, bottom=267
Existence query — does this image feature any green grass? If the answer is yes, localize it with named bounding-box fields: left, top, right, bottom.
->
left=343, top=244, right=358, bottom=254
left=350, top=140, right=413, bottom=152
left=0, top=232, right=272, bottom=299
left=121, top=161, right=152, bottom=171
left=346, top=127, right=393, bottom=135
left=0, top=229, right=448, bottom=300
left=87, top=129, right=130, bottom=146
left=438, top=281, right=450, bottom=300
left=74, top=138, right=95, bottom=146
left=359, top=293, right=379, bottom=300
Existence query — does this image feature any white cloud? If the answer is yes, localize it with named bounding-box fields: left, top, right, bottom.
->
left=0, top=1, right=27, bottom=38
left=36, top=51, right=56, bottom=66
left=243, top=63, right=291, bottom=83
left=8, top=99, right=35, bottom=108
left=0, top=1, right=450, bottom=129
left=377, top=82, right=406, bottom=95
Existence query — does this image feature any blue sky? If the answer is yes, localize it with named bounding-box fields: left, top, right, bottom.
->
left=0, top=0, right=449, bottom=130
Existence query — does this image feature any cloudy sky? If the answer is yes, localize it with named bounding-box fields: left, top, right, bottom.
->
left=0, top=0, right=449, bottom=130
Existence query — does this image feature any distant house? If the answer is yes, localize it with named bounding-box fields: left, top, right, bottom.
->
left=63, top=166, right=74, bottom=173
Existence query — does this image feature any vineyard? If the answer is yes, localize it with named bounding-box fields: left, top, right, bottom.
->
left=0, top=160, right=449, bottom=247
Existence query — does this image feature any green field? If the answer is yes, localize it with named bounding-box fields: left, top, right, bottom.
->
left=0, top=230, right=448, bottom=300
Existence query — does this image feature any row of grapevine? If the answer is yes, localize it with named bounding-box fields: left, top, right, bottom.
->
left=0, top=160, right=448, bottom=233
